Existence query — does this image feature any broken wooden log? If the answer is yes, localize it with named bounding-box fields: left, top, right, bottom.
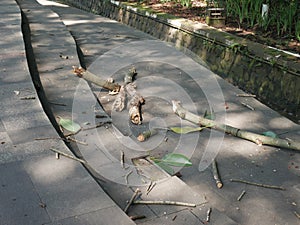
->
left=137, top=129, right=158, bottom=142
left=128, top=94, right=145, bottom=125
left=72, top=66, right=120, bottom=92
left=172, top=101, right=300, bottom=152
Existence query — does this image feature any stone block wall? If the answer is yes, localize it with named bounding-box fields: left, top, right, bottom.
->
left=55, top=0, right=300, bottom=121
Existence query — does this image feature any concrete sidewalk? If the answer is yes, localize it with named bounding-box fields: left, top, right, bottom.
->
left=0, top=0, right=135, bottom=224
left=1, top=0, right=299, bottom=224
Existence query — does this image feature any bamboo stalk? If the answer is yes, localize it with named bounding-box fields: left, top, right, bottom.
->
left=172, top=101, right=300, bottom=152
left=49, top=148, right=87, bottom=164
left=212, top=159, right=223, bottom=188
left=230, top=179, right=285, bottom=190
left=133, top=200, right=196, bottom=207
left=73, top=66, right=120, bottom=92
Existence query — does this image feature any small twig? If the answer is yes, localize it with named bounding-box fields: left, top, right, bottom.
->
left=230, top=179, right=285, bottom=190
left=212, top=159, right=223, bottom=189
left=67, top=137, right=88, bottom=146
left=49, top=148, right=87, bottom=164
left=81, top=121, right=111, bottom=131
left=241, top=102, right=255, bottom=111
left=137, top=129, right=158, bottom=142
left=146, top=182, right=156, bottom=195
left=294, top=211, right=300, bottom=219
left=133, top=200, right=196, bottom=207
left=20, top=96, right=36, bottom=100
left=124, top=188, right=140, bottom=213
left=172, top=215, right=177, bottom=221
left=129, top=215, right=146, bottom=221
left=123, top=170, right=133, bottom=185
left=206, top=207, right=212, bottom=222
left=48, top=101, right=66, bottom=106
left=236, top=94, right=256, bottom=97
left=121, top=150, right=125, bottom=168
left=35, top=137, right=69, bottom=142
left=237, top=190, right=246, bottom=201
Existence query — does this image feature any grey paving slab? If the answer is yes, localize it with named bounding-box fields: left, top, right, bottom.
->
left=0, top=1, right=137, bottom=225
left=137, top=177, right=206, bottom=216
left=0, top=161, right=51, bottom=225
left=48, top=206, right=135, bottom=225
left=16, top=0, right=300, bottom=224
left=139, top=209, right=201, bottom=225
left=24, top=155, right=116, bottom=221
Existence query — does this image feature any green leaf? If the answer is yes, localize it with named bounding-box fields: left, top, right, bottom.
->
left=169, top=126, right=203, bottom=134
left=161, top=153, right=192, bottom=167
left=155, top=161, right=174, bottom=175
left=59, top=117, right=81, bottom=134
left=204, top=109, right=215, bottom=120
left=262, top=131, right=278, bottom=138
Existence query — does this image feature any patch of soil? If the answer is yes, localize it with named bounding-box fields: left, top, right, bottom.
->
left=129, top=0, right=300, bottom=55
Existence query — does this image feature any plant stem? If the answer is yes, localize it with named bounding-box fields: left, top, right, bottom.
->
left=230, top=179, right=285, bottom=190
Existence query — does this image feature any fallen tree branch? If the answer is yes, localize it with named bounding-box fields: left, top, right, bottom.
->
left=172, top=101, right=300, bottom=152
left=73, top=66, right=120, bottom=92
left=133, top=200, right=196, bottom=207
left=230, top=179, right=285, bottom=190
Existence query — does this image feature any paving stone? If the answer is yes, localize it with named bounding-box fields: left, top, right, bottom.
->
left=24, top=155, right=116, bottom=221
left=137, top=177, right=206, bottom=216
left=0, top=161, right=51, bottom=225
left=48, top=206, right=135, bottom=225
left=191, top=206, right=238, bottom=225
left=139, top=209, right=201, bottom=225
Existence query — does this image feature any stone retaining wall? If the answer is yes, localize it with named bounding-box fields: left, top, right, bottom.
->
left=55, top=0, right=300, bottom=121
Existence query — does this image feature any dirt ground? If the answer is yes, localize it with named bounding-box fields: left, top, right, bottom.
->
left=127, top=0, right=300, bottom=55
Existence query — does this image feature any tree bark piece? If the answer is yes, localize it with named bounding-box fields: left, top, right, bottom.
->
left=172, top=101, right=300, bottom=152
left=112, top=85, right=126, bottom=111
left=128, top=94, right=145, bottom=125
left=73, top=66, right=120, bottom=92
left=124, top=67, right=137, bottom=84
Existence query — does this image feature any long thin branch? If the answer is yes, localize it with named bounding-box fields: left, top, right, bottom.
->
left=230, top=179, right=285, bottom=190
left=172, top=101, right=300, bottom=152
left=133, top=200, right=196, bottom=207
left=49, top=148, right=87, bottom=164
